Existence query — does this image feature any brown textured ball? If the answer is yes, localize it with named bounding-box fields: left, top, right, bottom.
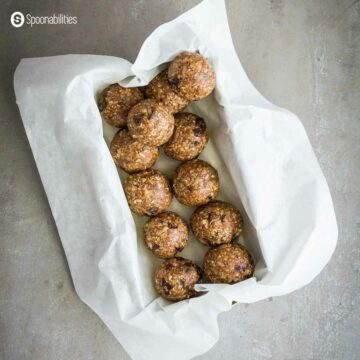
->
left=144, top=212, right=189, bottom=259
left=124, top=169, right=172, bottom=216
left=172, top=160, right=219, bottom=206
left=203, top=243, right=254, bottom=284
left=168, top=51, right=216, bottom=101
left=190, top=201, right=243, bottom=246
left=127, top=99, right=175, bottom=146
left=163, top=113, right=209, bottom=161
left=145, top=70, right=188, bottom=114
left=98, top=84, right=144, bottom=128
left=154, top=257, right=202, bottom=301
left=110, top=129, right=159, bottom=173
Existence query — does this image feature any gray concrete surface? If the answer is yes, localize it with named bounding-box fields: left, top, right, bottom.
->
left=0, top=0, right=359, bottom=359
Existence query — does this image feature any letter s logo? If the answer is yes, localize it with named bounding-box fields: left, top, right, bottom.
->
left=10, top=12, right=25, bottom=28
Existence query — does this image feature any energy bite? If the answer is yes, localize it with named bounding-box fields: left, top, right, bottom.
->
left=168, top=51, right=216, bottom=101
left=154, top=257, right=202, bottom=301
left=110, top=129, right=159, bottom=173
left=191, top=201, right=243, bottom=246
left=163, top=113, right=209, bottom=161
left=144, top=212, right=189, bottom=259
left=127, top=99, right=175, bottom=146
left=145, top=70, right=188, bottom=114
left=124, top=169, right=172, bottom=216
left=203, top=243, right=254, bottom=284
left=98, top=84, right=143, bottom=128
left=172, top=159, right=219, bottom=206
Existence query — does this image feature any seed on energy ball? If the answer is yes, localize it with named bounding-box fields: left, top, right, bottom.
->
left=110, top=129, right=159, bottom=173
left=144, top=212, right=189, bottom=259
left=167, top=51, right=216, bottom=101
left=163, top=113, right=209, bottom=161
left=124, top=169, right=172, bottom=216
left=98, top=84, right=144, bottom=128
left=172, top=159, right=219, bottom=206
left=127, top=99, right=175, bottom=146
left=145, top=70, right=188, bottom=114
left=190, top=201, right=243, bottom=246
left=203, top=243, right=254, bottom=284
left=154, top=257, right=202, bottom=301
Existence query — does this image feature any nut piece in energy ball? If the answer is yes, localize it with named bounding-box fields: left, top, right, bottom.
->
left=168, top=51, right=216, bottom=101
left=191, top=201, right=243, bottom=246
left=154, top=257, right=202, bottom=301
left=110, top=129, right=159, bottom=173
left=124, top=169, right=172, bottom=216
left=172, top=159, right=219, bottom=206
left=127, top=99, right=175, bottom=146
left=145, top=70, right=188, bottom=114
left=203, top=243, right=254, bottom=284
left=98, top=84, right=144, bottom=128
left=163, top=112, right=209, bottom=161
left=144, top=212, right=189, bottom=259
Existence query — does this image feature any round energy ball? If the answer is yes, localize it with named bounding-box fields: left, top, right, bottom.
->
left=127, top=99, right=175, bottom=146
left=110, top=129, right=159, bottom=173
left=190, top=201, right=243, bottom=246
left=203, top=243, right=254, bottom=284
left=144, top=212, right=189, bottom=259
left=98, top=84, right=144, bottom=128
left=124, top=169, right=172, bottom=216
left=167, top=51, right=216, bottom=101
left=154, top=257, right=202, bottom=301
left=163, top=113, right=209, bottom=161
left=145, top=70, right=188, bottom=114
left=172, top=160, right=219, bottom=206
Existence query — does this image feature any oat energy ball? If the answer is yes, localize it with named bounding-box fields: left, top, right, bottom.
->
left=163, top=113, right=209, bottom=161
left=154, top=257, right=202, bottom=301
left=124, top=169, right=172, bottom=216
left=127, top=99, right=175, bottom=146
left=168, top=51, right=216, bottom=101
left=110, top=129, right=159, bottom=173
left=145, top=70, right=188, bottom=114
left=191, top=201, right=243, bottom=246
left=172, top=160, right=219, bottom=206
left=98, top=84, right=144, bottom=128
left=144, top=212, right=189, bottom=259
left=203, top=243, right=254, bottom=284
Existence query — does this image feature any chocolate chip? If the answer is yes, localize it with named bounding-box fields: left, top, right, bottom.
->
left=151, top=243, right=160, bottom=250
left=175, top=245, right=184, bottom=252
left=193, top=118, right=206, bottom=137
left=220, top=214, right=226, bottom=222
left=161, top=278, right=172, bottom=294
left=133, top=114, right=144, bottom=125
left=235, top=263, right=245, bottom=272
left=169, top=76, right=180, bottom=87
left=192, top=140, right=200, bottom=146
left=168, top=222, right=178, bottom=229
left=148, top=207, right=158, bottom=215
left=180, top=279, right=186, bottom=288
left=207, top=212, right=215, bottom=223
left=187, top=185, right=194, bottom=192
left=164, top=263, right=172, bottom=270
left=98, top=99, right=105, bottom=112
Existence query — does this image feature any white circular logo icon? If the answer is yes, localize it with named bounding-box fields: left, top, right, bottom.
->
left=11, top=12, right=25, bottom=28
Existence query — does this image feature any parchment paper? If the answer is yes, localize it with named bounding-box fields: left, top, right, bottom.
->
left=14, top=1, right=338, bottom=359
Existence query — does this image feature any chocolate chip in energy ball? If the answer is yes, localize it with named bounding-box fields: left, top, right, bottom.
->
left=163, top=113, right=209, bottom=161
left=190, top=201, right=243, bottom=246
left=145, top=70, right=188, bottom=114
left=167, top=51, right=216, bottom=101
left=110, top=129, right=159, bottom=174
left=124, top=169, right=172, bottom=216
left=172, top=159, right=219, bottom=206
left=154, top=257, right=202, bottom=301
left=144, top=211, right=189, bottom=259
left=98, top=83, right=144, bottom=128
left=127, top=99, right=175, bottom=146
left=203, top=243, right=254, bottom=284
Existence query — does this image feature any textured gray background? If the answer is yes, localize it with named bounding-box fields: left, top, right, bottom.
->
left=1, top=1, right=359, bottom=359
